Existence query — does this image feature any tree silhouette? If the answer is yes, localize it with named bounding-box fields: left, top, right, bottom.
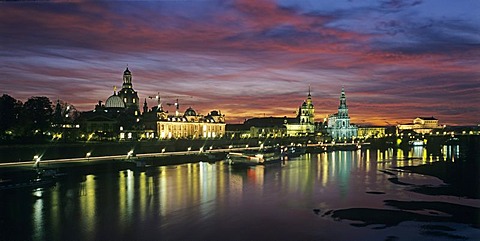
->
left=21, top=96, right=53, bottom=136
left=0, top=94, right=22, bottom=138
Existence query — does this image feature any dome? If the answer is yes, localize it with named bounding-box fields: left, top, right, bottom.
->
left=184, top=107, right=197, bottom=116
left=209, top=110, right=220, bottom=116
left=105, top=94, right=125, bottom=108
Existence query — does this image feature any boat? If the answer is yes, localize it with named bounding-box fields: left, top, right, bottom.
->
left=284, top=145, right=306, bottom=158
left=227, top=148, right=282, bottom=167
left=0, top=169, right=58, bottom=191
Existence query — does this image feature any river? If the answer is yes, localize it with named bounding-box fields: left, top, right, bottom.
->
left=1, top=146, right=479, bottom=241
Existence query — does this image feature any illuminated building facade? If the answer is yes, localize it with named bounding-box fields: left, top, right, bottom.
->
left=285, top=88, right=316, bottom=136
left=154, top=107, right=225, bottom=139
left=141, top=97, right=226, bottom=139
left=357, top=126, right=386, bottom=138
left=327, top=87, right=358, bottom=140
left=397, top=117, right=442, bottom=134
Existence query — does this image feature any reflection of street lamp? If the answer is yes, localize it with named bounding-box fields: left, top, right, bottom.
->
left=187, top=147, right=192, bottom=152
left=86, top=152, right=91, bottom=161
left=162, top=148, right=166, bottom=153
left=209, top=146, right=213, bottom=150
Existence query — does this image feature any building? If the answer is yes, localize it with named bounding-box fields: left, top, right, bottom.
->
left=357, top=126, right=387, bottom=138
left=285, top=88, right=316, bottom=136
left=229, top=117, right=297, bottom=138
left=117, top=68, right=140, bottom=116
left=326, top=87, right=358, bottom=140
left=79, top=68, right=143, bottom=140
left=142, top=98, right=226, bottom=139
left=397, top=117, right=443, bottom=134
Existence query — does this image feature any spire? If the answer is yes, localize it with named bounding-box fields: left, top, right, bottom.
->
left=339, top=86, right=346, bottom=108
left=113, top=86, right=117, bottom=94
left=306, top=86, right=313, bottom=106
left=143, top=98, right=148, bottom=114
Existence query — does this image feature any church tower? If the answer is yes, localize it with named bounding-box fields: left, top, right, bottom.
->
left=335, top=87, right=350, bottom=128
left=327, top=87, right=357, bottom=139
left=338, top=87, right=349, bottom=118
left=299, top=87, right=315, bottom=124
left=117, top=67, right=140, bottom=115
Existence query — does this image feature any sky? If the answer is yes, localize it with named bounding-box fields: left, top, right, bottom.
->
left=1, top=0, right=479, bottom=125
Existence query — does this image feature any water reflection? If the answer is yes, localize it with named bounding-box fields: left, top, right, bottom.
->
left=1, top=146, right=477, bottom=241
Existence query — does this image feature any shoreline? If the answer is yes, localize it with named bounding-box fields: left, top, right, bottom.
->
left=400, top=160, right=480, bottom=199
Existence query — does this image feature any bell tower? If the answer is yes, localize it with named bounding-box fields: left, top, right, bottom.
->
left=299, top=86, right=315, bottom=124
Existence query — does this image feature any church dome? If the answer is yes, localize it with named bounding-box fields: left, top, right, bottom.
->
left=105, top=93, right=125, bottom=108
left=184, top=107, right=197, bottom=116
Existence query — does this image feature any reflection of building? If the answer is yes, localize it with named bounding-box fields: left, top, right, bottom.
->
left=326, top=87, right=357, bottom=140
left=285, top=88, right=316, bottom=136
left=397, top=117, right=442, bottom=134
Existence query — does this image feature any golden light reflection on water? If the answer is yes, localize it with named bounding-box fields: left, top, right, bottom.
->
left=21, top=146, right=476, bottom=241
left=32, top=190, right=44, bottom=240
left=80, top=175, right=96, bottom=240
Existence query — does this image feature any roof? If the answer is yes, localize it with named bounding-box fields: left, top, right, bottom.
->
left=105, top=94, right=125, bottom=108
left=416, top=116, right=437, bottom=120
left=243, top=117, right=296, bottom=127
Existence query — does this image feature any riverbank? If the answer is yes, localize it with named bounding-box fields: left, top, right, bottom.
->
left=0, top=137, right=309, bottom=163
left=401, top=160, right=480, bottom=199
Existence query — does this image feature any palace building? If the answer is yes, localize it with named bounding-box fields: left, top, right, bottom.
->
left=142, top=99, right=225, bottom=139
left=397, top=117, right=443, bottom=134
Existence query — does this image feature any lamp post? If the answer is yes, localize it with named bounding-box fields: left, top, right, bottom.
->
left=33, top=155, right=41, bottom=169
left=86, top=152, right=91, bottom=162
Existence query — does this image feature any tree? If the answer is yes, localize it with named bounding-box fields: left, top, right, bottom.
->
left=0, top=94, right=22, bottom=136
left=21, top=96, right=54, bottom=136
left=53, top=99, right=80, bottom=126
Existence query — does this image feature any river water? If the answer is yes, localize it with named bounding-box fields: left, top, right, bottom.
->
left=1, top=146, right=479, bottom=241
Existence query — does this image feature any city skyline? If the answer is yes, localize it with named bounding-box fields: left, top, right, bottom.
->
left=1, top=0, right=479, bottom=125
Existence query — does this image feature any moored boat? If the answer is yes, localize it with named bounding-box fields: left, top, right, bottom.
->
left=227, top=148, right=282, bottom=167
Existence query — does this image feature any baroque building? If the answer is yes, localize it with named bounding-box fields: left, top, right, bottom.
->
left=397, top=117, right=442, bottom=134
left=285, top=88, right=316, bottom=136
left=142, top=98, right=226, bottom=139
left=327, top=87, right=357, bottom=140
left=117, top=68, right=140, bottom=116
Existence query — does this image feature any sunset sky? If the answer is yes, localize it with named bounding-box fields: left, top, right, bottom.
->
left=1, top=0, right=479, bottom=125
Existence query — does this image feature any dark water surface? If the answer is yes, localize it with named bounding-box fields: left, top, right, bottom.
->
left=1, top=147, right=479, bottom=241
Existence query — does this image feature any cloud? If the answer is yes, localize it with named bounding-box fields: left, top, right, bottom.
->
left=0, top=0, right=479, bottom=125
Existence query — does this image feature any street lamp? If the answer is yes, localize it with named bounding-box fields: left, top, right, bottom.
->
left=127, top=150, right=134, bottom=159
left=86, top=152, right=91, bottom=161
left=33, top=155, right=41, bottom=169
